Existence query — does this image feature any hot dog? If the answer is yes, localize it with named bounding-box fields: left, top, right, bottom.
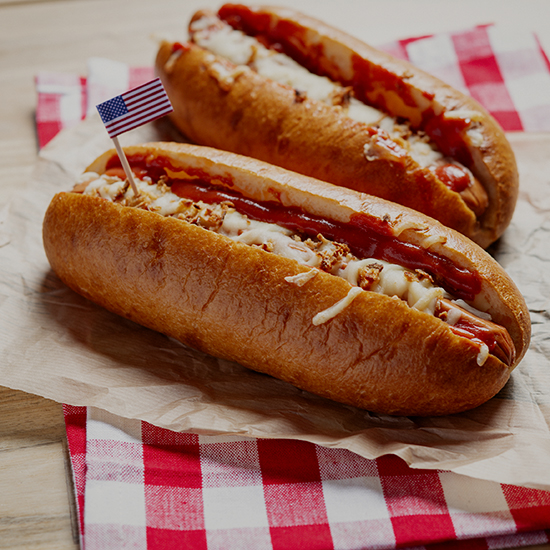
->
left=154, top=4, right=519, bottom=248
left=42, top=142, right=530, bottom=416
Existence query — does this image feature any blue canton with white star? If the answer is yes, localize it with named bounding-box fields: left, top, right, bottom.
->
left=96, top=95, right=128, bottom=124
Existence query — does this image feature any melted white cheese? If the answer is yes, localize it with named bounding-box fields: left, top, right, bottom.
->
left=81, top=174, right=454, bottom=318
left=313, top=286, right=363, bottom=325
left=477, top=343, right=490, bottom=366
left=284, top=269, right=318, bottom=286
left=190, top=15, right=448, bottom=168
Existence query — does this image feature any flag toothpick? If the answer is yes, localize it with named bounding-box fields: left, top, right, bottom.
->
left=111, top=136, right=140, bottom=197
left=95, top=77, right=173, bottom=197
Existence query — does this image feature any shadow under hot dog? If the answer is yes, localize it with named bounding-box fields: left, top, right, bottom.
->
left=35, top=267, right=518, bottom=461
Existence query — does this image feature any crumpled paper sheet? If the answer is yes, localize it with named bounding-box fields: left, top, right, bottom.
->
left=1, top=114, right=549, bottom=490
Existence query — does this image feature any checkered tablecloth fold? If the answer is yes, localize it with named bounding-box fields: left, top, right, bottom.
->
left=62, top=405, right=550, bottom=550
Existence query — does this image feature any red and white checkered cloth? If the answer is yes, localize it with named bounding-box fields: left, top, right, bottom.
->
left=382, top=25, right=550, bottom=132
left=63, top=405, right=550, bottom=550
left=36, top=25, right=550, bottom=550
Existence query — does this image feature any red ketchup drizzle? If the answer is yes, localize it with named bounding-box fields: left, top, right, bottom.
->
left=450, top=321, right=498, bottom=357
left=172, top=177, right=479, bottom=300
left=434, top=164, right=471, bottom=193
left=424, top=113, right=473, bottom=169
left=218, top=5, right=476, bottom=192
left=219, top=5, right=272, bottom=34
left=218, top=5, right=329, bottom=87
left=106, top=154, right=481, bottom=303
left=102, top=154, right=509, bottom=356
left=169, top=182, right=500, bottom=352
left=350, top=55, right=425, bottom=111
left=171, top=41, right=192, bottom=53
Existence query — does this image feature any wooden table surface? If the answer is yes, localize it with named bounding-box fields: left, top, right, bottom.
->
left=2, top=0, right=550, bottom=548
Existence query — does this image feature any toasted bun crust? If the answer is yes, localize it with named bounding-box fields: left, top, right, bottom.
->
left=154, top=4, right=519, bottom=248
left=43, top=142, right=530, bottom=416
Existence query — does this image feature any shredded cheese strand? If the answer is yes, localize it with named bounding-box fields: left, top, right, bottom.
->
left=312, top=287, right=363, bottom=326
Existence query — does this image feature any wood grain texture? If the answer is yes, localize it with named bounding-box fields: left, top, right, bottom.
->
left=0, top=387, right=78, bottom=549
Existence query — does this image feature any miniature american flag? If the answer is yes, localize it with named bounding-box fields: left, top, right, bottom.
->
left=96, top=77, right=173, bottom=138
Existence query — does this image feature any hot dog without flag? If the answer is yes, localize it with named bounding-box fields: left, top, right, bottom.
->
left=96, top=77, right=173, bottom=196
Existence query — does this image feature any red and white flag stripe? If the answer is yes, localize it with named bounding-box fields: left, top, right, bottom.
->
left=96, top=77, right=173, bottom=138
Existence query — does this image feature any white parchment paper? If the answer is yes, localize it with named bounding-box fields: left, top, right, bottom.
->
left=1, top=115, right=549, bottom=489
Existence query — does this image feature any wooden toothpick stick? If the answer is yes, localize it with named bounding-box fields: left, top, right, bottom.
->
left=112, top=136, right=140, bottom=197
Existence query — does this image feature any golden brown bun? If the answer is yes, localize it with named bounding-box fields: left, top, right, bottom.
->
left=154, top=4, right=519, bottom=248
left=42, top=142, right=530, bottom=416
